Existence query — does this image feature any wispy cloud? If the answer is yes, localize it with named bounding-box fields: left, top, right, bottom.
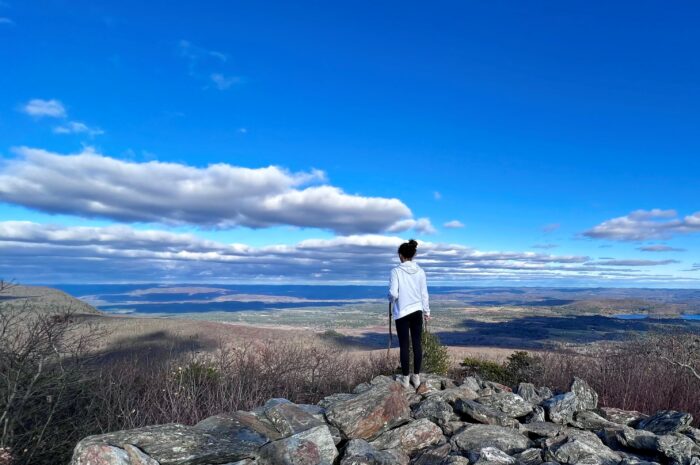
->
left=637, top=244, right=686, bottom=252
left=542, top=223, right=560, bottom=233
left=590, top=259, right=679, bottom=267
left=584, top=209, right=700, bottom=241
left=0, top=147, right=421, bottom=235
left=443, top=220, right=464, bottom=229
left=21, top=99, right=66, bottom=118
left=178, top=40, right=240, bottom=90
left=53, top=121, right=104, bottom=137
left=210, top=73, right=241, bottom=90
left=532, top=243, right=558, bottom=249
left=0, top=17, right=12, bottom=25
left=433, top=191, right=442, bottom=200
left=387, top=218, right=437, bottom=235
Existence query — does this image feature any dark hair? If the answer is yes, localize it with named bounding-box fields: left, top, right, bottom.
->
left=398, top=239, right=418, bottom=259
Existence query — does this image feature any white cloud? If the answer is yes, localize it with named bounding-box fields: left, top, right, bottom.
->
left=532, top=243, right=558, bottom=249
left=433, top=191, right=442, bottom=200
left=386, top=218, right=437, bottom=235
left=0, top=17, right=12, bottom=24
left=443, top=220, right=464, bottom=229
left=590, top=259, right=680, bottom=267
left=21, top=99, right=66, bottom=118
left=1, top=222, right=641, bottom=284
left=584, top=209, right=700, bottom=241
left=0, top=147, right=416, bottom=234
left=53, top=121, right=104, bottom=136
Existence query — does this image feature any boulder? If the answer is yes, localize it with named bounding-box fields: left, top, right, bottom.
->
left=470, top=447, right=517, bottom=465
left=258, top=425, right=338, bottom=465
left=599, top=407, right=648, bottom=426
left=325, top=382, right=411, bottom=440
left=124, top=445, right=159, bottom=465
left=264, top=401, right=326, bottom=436
left=451, top=424, right=532, bottom=455
left=637, top=410, right=694, bottom=435
left=318, top=392, right=355, bottom=409
left=72, top=424, right=255, bottom=465
left=443, top=456, right=471, bottom=465
left=476, top=392, right=534, bottom=418
left=682, top=427, right=700, bottom=443
left=461, top=376, right=483, bottom=392
left=411, top=443, right=452, bottom=465
left=424, top=386, right=480, bottom=404
left=441, top=421, right=467, bottom=436
left=545, top=430, right=621, bottom=465
left=656, top=433, right=700, bottom=465
left=572, top=411, right=619, bottom=430
left=412, top=398, right=455, bottom=426
left=483, top=381, right=513, bottom=393
left=513, top=448, right=544, bottom=465
left=520, top=422, right=564, bottom=439
left=542, top=393, right=578, bottom=424
left=525, top=406, right=546, bottom=423
left=339, top=439, right=408, bottom=465
left=515, top=383, right=543, bottom=404
left=608, top=426, right=658, bottom=451
left=570, top=378, right=598, bottom=411
left=369, top=418, right=443, bottom=454
left=536, top=387, right=554, bottom=401
left=454, top=399, right=518, bottom=427
left=195, top=411, right=281, bottom=442
left=72, top=445, right=130, bottom=465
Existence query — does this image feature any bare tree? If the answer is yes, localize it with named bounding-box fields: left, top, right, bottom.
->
left=642, top=329, right=700, bottom=381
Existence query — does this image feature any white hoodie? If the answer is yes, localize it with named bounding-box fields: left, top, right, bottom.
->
left=388, top=261, right=430, bottom=320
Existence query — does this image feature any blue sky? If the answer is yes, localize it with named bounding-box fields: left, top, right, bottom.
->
left=0, top=1, right=698, bottom=285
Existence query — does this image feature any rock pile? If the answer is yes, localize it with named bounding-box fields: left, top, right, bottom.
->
left=72, top=375, right=700, bottom=465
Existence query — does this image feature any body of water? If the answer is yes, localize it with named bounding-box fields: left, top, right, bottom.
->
left=613, top=313, right=700, bottom=321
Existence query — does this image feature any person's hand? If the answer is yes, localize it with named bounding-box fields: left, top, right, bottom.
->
left=424, top=313, right=431, bottom=322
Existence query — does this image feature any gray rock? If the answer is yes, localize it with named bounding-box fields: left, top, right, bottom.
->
left=451, top=424, right=533, bottom=455
left=545, top=430, right=621, bottom=465
left=72, top=445, right=130, bottom=465
left=470, top=447, right=517, bottom=465
left=325, top=382, right=411, bottom=440
left=123, top=445, right=159, bottom=465
left=425, top=386, right=480, bottom=404
left=682, top=426, right=700, bottom=443
left=258, top=425, right=338, bottom=465
left=542, top=393, right=578, bottom=425
left=461, top=376, right=483, bottom=392
left=296, top=404, right=326, bottom=419
left=520, top=422, right=564, bottom=438
left=619, top=459, right=660, bottom=465
left=195, top=411, right=281, bottom=443
left=609, top=426, right=658, bottom=451
left=573, top=411, right=619, bottom=430
left=637, top=410, right=694, bottom=435
left=525, top=406, right=546, bottom=423
left=441, top=421, right=467, bottom=436
left=570, top=378, right=598, bottom=411
left=515, top=383, right=543, bottom=404
left=537, top=387, right=554, bottom=401
left=476, top=392, right=534, bottom=418
left=369, top=418, right=443, bottom=454
left=513, top=448, right=544, bottom=465
left=443, top=456, right=471, bottom=465
left=340, top=439, right=408, bottom=465
left=353, top=383, right=372, bottom=394
left=413, top=398, right=455, bottom=426
left=483, top=381, right=512, bottom=393
left=599, top=407, right=648, bottom=426
left=411, top=444, right=452, bottom=465
left=264, top=401, right=326, bottom=436
left=318, top=392, right=355, bottom=409
left=454, top=399, right=519, bottom=427
left=72, top=424, right=255, bottom=465
left=656, top=433, right=700, bottom=465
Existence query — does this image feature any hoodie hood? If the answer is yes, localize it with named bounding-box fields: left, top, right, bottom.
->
left=397, top=261, right=420, bottom=274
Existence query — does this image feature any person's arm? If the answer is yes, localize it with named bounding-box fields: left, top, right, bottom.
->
left=421, top=270, right=430, bottom=317
left=388, top=268, right=399, bottom=302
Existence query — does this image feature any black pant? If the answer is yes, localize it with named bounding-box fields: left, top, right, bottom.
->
left=395, top=310, right=423, bottom=376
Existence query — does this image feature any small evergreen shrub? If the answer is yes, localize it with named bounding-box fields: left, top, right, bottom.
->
left=460, top=351, right=544, bottom=386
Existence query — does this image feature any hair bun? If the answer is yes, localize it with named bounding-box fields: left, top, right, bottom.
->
left=408, top=239, right=418, bottom=249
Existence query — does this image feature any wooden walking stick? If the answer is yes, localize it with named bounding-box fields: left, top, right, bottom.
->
left=387, top=301, right=393, bottom=357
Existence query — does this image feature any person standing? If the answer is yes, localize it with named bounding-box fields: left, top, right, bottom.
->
left=388, top=239, right=431, bottom=388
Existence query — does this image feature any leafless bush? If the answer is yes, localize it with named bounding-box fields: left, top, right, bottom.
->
left=535, top=330, right=700, bottom=425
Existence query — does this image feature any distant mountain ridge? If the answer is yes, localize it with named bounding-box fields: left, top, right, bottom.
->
left=0, top=284, right=101, bottom=315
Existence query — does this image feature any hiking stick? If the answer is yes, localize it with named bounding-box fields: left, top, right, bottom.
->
left=387, top=301, right=393, bottom=357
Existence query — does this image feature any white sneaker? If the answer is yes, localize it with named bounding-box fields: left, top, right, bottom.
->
left=397, top=375, right=410, bottom=388
left=410, top=374, right=421, bottom=388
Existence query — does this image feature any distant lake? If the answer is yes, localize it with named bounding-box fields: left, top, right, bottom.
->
left=613, top=313, right=700, bottom=321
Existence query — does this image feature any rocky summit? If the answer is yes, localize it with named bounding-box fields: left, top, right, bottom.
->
left=71, top=375, right=700, bottom=465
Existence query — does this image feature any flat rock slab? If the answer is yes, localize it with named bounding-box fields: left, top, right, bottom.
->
left=264, top=402, right=326, bottom=436
left=520, top=422, right=564, bottom=439
left=451, top=425, right=533, bottom=455
left=600, top=407, right=648, bottom=426
left=657, top=433, right=700, bottom=465
left=325, top=382, right=410, bottom=440
left=195, top=411, right=281, bottom=443
left=546, top=430, right=621, bottom=465
left=412, top=398, right=455, bottom=426
left=513, top=448, right=544, bottom=465
left=370, top=418, right=443, bottom=455
left=573, top=411, right=620, bottom=430
left=72, top=424, right=254, bottom=465
left=637, top=410, right=694, bottom=435
left=258, top=425, right=338, bottom=465
left=476, top=392, right=534, bottom=418
left=411, top=443, right=452, bottom=465
left=424, top=386, right=480, bottom=404
left=339, top=439, right=408, bottom=465
left=454, top=399, right=518, bottom=427
left=471, top=447, right=518, bottom=465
